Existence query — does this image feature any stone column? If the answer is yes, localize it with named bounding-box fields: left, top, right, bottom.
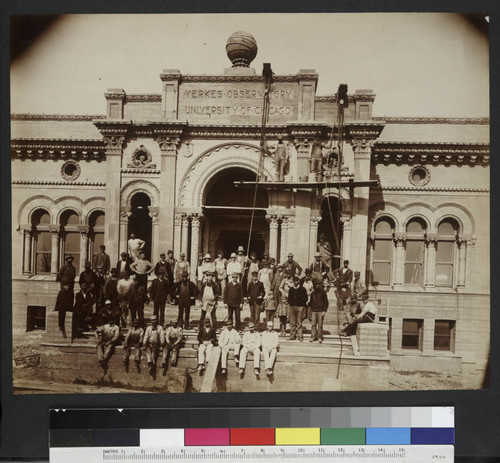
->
left=173, top=213, right=182, bottom=259
left=181, top=214, right=190, bottom=257
left=424, top=233, right=438, bottom=287
left=49, top=225, right=61, bottom=275
left=102, top=135, right=125, bottom=263
left=279, top=216, right=288, bottom=264
left=309, top=215, right=322, bottom=265
left=340, top=215, right=352, bottom=263
left=190, top=214, right=201, bottom=282
left=457, top=234, right=468, bottom=288
left=266, top=214, right=279, bottom=261
left=157, top=136, right=180, bottom=254
left=293, top=137, right=311, bottom=182
left=393, top=233, right=406, bottom=286
left=149, top=211, right=160, bottom=263
left=119, top=211, right=131, bottom=256
left=78, top=226, right=90, bottom=272
left=22, top=227, right=33, bottom=274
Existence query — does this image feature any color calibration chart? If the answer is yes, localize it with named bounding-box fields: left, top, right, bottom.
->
left=50, top=407, right=454, bottom=462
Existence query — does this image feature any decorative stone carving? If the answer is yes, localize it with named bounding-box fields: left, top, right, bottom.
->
left=103, top=136, right=125, bottom=151
left=425, top=233, right=439, bottom=246
left=127, top=145, right=156, bottom=169
left=351, top=138, right=375, bottom=159
left=183, top=140, right=194, bottom=158
left=394, top=232, right=407, bottom=245
left=149, top=211, right=160, bottom=223
left=310, top=215, right=322, bottom=228
left=174, top=213, right=183, bottom=226
left=157, top=136, right=180, bottom=153
left=409, top=165, right=430, bottom=187
left=60, top=161, right=81, bottom=181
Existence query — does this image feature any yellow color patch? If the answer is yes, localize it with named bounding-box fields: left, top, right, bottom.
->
left=275, top=428, right=321, bottom=445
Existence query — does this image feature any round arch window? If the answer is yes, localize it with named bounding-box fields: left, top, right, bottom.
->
left=409, top=165, right=430, bottom=186
left=61, top=161, right=81, bottom=181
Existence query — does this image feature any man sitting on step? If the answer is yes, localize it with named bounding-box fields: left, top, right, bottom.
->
left=261, top=321, right=280, bottom=376
left=123, top=318, right=144, bottom=372
left=95, top=316, right=120, bottom=374
left=162, top=319, right=183, bottom=368
left=143, top=315, right=164, bottom=374
left=197, top=318, right=217, bottom=374
left=238, top=322, right=261, bottom=377
left=339, top=295, right=377, bottom=337
left=219, top=320, right=241, bottom=375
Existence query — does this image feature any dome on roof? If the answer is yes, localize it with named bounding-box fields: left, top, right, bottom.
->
left=225, top=31, right=258, bottom=68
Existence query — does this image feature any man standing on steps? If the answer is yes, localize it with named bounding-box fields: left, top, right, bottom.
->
left=247, top=271, right=266, bottom=329
left=175, top=271, right=199, bottom=329
left=173, top=252, right=190, bottom=285
left=116, top=252, right=132, bottom=277
left=148, top=270, right=169, bottom=326
left=79, top=261, right=97, bottom=293
left=198, top=271, right=220, bottom=329
left=309, top=282, right=329, bottom=343
left=283, top=253, right=303, bottom=277
left=128, top=233, right=145, bottom=262
left=130, top=252, right=154, bottom=290
left=214, top=249, right=228, bottom=294
left=143, top=315, right=164, bottom=374
left=166, top=250, right=177, bottom=304
left=335, top=259, right=353, bottom=311
left=123, top=318, right=144, bottom=373
left=262, top=321, right=279, bottom=376
left=95, top=316, right=120, bottom=375
left=287, top=275, right=308, bottom=341
left=219, top=320, right=241, bottom=375
left=224, top=272, right=244, bottom=331
left=93, top=245, right=111, bottom=275
left=226, top=253, right=242, bottom=282
left=238, top=322, right=261, bottom=377
left=54, top=279, right=74, bottom=333
left=57, top=255, right=77, bottom=292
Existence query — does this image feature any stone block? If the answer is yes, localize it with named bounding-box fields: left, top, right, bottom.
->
left=44, top=310, right=73, bottom=344
left=390, top=353, right=462, bottom=373
left=357, top=323, right=389, bottom=357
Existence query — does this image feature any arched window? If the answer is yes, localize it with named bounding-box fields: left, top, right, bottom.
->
left=89, top=211, right=105, bottom=263
left=32, top=209, right=51, bottom=274
left=372, top=217, right=394, bottom=285
left=436, top=219, right=459, bottom=287
left=60, top=210, right=81, bottom=270
left=404, top=218, right=427, bottom=286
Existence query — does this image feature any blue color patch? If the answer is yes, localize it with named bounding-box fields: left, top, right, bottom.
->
left=411, top=427, right=455, bottom=444
left=366, top=427, right=411, bottom=445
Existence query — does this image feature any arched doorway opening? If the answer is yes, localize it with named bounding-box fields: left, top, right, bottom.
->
left=128, top=192, right=152, bottom=259
left=203, top=168, right=269, bottom=258
left=319, top=197, right=342, bottom=270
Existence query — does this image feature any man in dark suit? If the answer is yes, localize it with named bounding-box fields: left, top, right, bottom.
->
left=287, top=275, right=308, bottom=341
left=247, top=271, right=266, bottom=329
left=79, top=261, right=97, bottom=293
left=73, top=281, right=95, bottom=332
left=335, top=259, right=353, bottom=311
left=93, top=245, right=111, bottom=275
left=175, top=271, right=199, bottom=329
left=224, top=272, right=244, bottom=331
left=148, top=270, right=169, bottom=326
left=56, top=255, right=77, bottom=291
left=55, top=279, right=74, bottom=332
left=116, top=252, right=132, bottom=277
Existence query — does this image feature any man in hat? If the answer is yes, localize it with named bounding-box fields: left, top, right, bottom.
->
left=351, top=270, right=367, bottom=302
left=247, top=251, right=260, bottom=277
left=287, top=275, right=308, bottom=341
left=93, top=244, right=110, bottom=275
left=79, top=260, right=97, bottom=293
left=162, top=319, right=183, bottom=368
left=103, top=269, right=119, bottom=320
left=226, top=252, right=242, bottom=282
left=123, top=318, right=144, bottom=372
left=309, top=282, right=329, bottom=343
left=175, top=270, right=198, bottom=329
left=310, top=252, right=329, bottom=284
left=340, top=295, right=377, bottom=337
left=335, top=259, right=353, bottom=310
left=269, top=134, right=289, bottom=182
left=197, top=318, right=217, bottom=373
left=73, top=280, right=95, bottom=332
left=219, top=320, right=241, bottom=375
left=154, top=252, right=174, bottom=303
left=148, top=269, right=169, bottom=326
left=116, top=252, right=132, bottom=277
left=54, top=279, right=74, bottom=332
left=224, top=272, right=244, bottom=331
left=214, top=250, right=228, bottom=294
left=283, top=253, right=303, bottom=277
left=143, top=315, right=164, bottom=373
left=154, top=252, right=170, bottom=277
left=101, top=299, right=120, bottom=326
left=95, top=315, right=120, bottom=374
left=130, top=252, right=154, bottom=289
left=261, top=320, right=279, bottom=376
left=128, top=233, right=145, bottom=262
left=271, top=264, right=286, bottom=305
left=235, top=246, right=248, bottom=275
left=199, top=254, right=216, bottom=284
left=93, top=264, right=106, bottom=314
left=239, top=322, right=261, bottom=377
left=166, top=250, right=177, bottom=304
left=198, top=271, right=220, bottom=328
left=247, top=271, right=266, bottom=329
left=173, top=252, right=190, bottom=284
left=57, top=255, right=76, bottom=291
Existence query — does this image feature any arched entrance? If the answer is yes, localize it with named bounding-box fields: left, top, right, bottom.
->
left=128, top=192, right=152, bottom=259
left=202, top=168, right=269, bottom=258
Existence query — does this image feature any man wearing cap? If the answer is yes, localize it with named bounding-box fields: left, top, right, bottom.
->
left=56, top=255, right=76, bottom=291
left=199, top=254, right=216, bottom=285
left=173, top=252, right=190, bottom=283
left=130, top=252, right=154, bottom=289
left=123, top=318, right=144, bottom=372
left=198, top=271, right=220, bottom=328
left=287, top=275, right=308, bottom=341
left=93, top=265, right=106, bottom=313
left=95, top=316, right=120, bottom=374
left=309, top=282, right=329, bottom=343
left=219, top=320, right=241, bottom=375
left=148, top=269, right=170, bottom=326
left=247, top=271, right=266, bottom=329
left=197, top=318, right=217, bottom=373
left=283, top=253, right=303, bottom=277
left=224, top=272, right=244, bottom=331
left=101, top=299, right=120, bottom=326
left=73, top=281, right=95, bottom=332
left=175, top=271, right=199, bottom=329
left=93, top=245, right=110, bottom=275
left=79, top=260, right=97, bottom=293
left=226, top=253, right=242, bottom=282
left=214, top=250, right=228, bottom=294
left=128, top=233, right=145, bottom=262
left=335, top=259, right=353, bottom=311
left=154, top=253, right=170, bottom=277
left=116, top=252, right=132, bottom=277
left=247, top=251, right=260, bottom=277
left=262, top=320, right=280, bottom=376
left=340, top=295, right=377, bottom=337
left=271, top=264, right=286, bottom=305
left=54, top=279, right=74, bottom=332
left=162, top=319, right=183, bottom=368
left=310, top=252, right=329, bottom=284
left=239, top=322, right=261, bottom=377
left=154, top=252, right=174, bottom=304
left=351, top=270, right=367, bottom=302
left=143, top=315, right=164, bottom=373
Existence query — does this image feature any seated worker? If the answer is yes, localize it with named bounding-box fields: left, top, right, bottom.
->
left=261, top=320, right=280, bottom=376
left=122, top=318, right=144, bottom=372
left=339, top=295, right=377, bottom=336
left=197, top=318, right=217, bottom=373
left=95, top=316, right=120, bottom=375
left=143, top=315, right=164, bottom=374
left=219, top=320, right=241, bottom=375
left=162, top=319, right=183, bottom=368
left=238, top=322, right=261, bottom=377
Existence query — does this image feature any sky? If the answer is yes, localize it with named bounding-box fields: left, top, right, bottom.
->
left=10, top=13, right=489, bottom=117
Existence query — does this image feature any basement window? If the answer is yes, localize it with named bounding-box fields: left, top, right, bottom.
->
left=27, top=305, right=46, bottom=331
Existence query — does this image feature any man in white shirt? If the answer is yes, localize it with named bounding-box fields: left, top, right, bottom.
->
left=128, top=233, right=145, bottom=262
left=239, top=322, right=261, bottom=377
left=162, top=319, right=183, bottom=368
left=261, top=321, right=279, bottom=376
left=143, top=315, right=164, bottom=373
left=339, top=296, right=377, bottom=337
left=214, top=250, right=228, bottom=294
left=95, top=317, right=120, bottom=375
left=218, top=320, right=241, bottom=374
left=227, top=253, right=242, bottom=282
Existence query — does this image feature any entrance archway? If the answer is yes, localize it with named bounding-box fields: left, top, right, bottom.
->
left=203, top=168, right=269, bottom=258
left=128, top=192, right=152, bottom=259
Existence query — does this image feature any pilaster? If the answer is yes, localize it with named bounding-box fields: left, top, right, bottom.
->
left=393, top=233, right=407, bottom=286
left=425, top=233, right=439, bottom=288
left=119, top=210, right=131, bottom=256
left=173, top=213, right=183, bottom=259
left=266, top=214, right=279, bottom=261
left=181, top=214, right=190, bottom=258
left=309, top=214, right=322, bottom=266
left=105, top=89, right=125, bottom=119
left=457, top=234, right=469, bottom=288
left=22, top=226, right=33, bottom=274
left=149, top=209, right=160, bottom=261
left=160, top=69, right=181, bottom=120
left=49, top=225, right=61, bottom=275
left=190, top=213, right=201, bottom=282
left=78, top=226, right=90, bottom=273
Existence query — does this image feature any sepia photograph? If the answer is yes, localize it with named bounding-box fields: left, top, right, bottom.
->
left=10, top=13, right=490, bottom=393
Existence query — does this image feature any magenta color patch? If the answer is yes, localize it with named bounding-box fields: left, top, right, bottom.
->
left=184, top=428, right=230, bottom=446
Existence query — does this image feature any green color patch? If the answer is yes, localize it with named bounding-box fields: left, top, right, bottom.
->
left=320, top=428, right=366, bottom=445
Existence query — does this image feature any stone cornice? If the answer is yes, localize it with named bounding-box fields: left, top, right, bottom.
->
left=11, top=139, right=105, bottom=161
left=125, top=94, right=162, bottom=102
left=314, top=95, right=356, bottom=103
left=11, top=114, right=106, bottom=121
left=121, top=168, right=161, bottom=174
left=372, top=116, right=490, bottom=125
left=348, top=122, right=386, bottom=139
left=164, top=74, right=319, bottom=83
left=374, top=185, right=489, bottom=193
left=12, top=180, right=106, bottom=186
